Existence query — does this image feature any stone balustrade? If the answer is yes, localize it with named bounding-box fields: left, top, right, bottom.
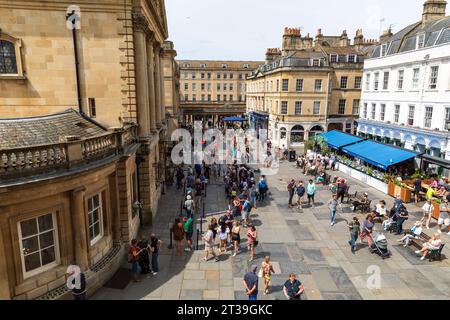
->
left=0, top=125, right=138, bottom=181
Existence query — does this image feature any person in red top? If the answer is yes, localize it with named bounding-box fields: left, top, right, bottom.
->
left=129, top=239, right=144, bottom=282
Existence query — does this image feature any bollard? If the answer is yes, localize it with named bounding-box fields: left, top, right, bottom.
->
left=202, top=202, right=205, bottom=219
left=196, top=228, right=200, bottom=250
left=168, top=222, right=173, bottom=249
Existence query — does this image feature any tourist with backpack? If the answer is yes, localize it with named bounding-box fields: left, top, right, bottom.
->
left=258, top=177, right=267, bottom=202
left=242, top=198, right=252, bottom=227
left=296, top=181, right=305, bottom=209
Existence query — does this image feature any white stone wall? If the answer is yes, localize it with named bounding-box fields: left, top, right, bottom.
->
left=358, top=41, right=450, bottom=158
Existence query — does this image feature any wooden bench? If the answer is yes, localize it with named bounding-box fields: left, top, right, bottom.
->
left=344, top=186, right=357, bottom=203
left=405, top=231, right=445, bottom=262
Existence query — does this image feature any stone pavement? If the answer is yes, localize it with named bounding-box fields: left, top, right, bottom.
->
left=92, top=162, right=450, bottom=300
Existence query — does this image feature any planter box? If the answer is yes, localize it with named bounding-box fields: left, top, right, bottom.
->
left=387, top=181, right=412, bottom=203
left=431, top=200, right=441, bottom=220
left=388, top=181, right=395, bottom=197
left=337, top=163, right=388, bottom=194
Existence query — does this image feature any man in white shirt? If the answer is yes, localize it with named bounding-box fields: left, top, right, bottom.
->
left=375, top=200, right=387, bottom=217
left=420, top=199, right=434, bottom=230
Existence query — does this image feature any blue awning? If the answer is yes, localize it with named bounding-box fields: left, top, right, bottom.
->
left=342, top=140, right=419, bottom=170
left=222, top=116, right=246, bottom=122
left=320, top=130, right=363, bottom=150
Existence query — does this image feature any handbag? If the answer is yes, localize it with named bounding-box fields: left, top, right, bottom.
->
left=254, top=240, right=259, bottom=247
left=258, top=268, right=263, bottom=278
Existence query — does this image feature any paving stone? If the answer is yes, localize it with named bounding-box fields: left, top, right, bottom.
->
left=312, top=269, right=339, bottom=292
left=300, top=248, right=327, bottom=264
left=180, top=289, right=203, bottom=300
left=199, top=262, right=220, bottom=271
left=277, top=259, right=311, bottom=275
left=205, top=270, right=219, bottom=280
left=183, top=270, right=205, bottom=280
left=181, top=279, right=207, bottom=290
left=206, top=280, right=220, bottom=290
left=203, top=290, right=220, bottom=299
left=220, top=270, right=233, bottom=280
left=234, top=290, right=248, bottom=301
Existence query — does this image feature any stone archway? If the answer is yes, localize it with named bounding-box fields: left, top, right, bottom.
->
left=327, top=123, right=343, bottom=132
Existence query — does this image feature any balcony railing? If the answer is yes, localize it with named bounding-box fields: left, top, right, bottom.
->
left=1, top=125, right=138, bottom=181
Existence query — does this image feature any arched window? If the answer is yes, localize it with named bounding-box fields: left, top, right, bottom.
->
left=290, top=125, right=305, bottom=143
left=0, top=40, right=17, bottom=74
left=280, top=127, right=287, bottom=139
left=309, top=125, right=324, bottom=138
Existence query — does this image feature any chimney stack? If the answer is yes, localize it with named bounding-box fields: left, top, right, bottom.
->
left=380, top=27, right=393, bottom=43
left=422, top=0, right=447, bottom=24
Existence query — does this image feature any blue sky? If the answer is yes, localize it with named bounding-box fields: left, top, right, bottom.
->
left=165, top=0, right=433, bottom=60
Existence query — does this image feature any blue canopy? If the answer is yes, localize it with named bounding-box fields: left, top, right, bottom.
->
left=320, top=130, right=363, bottom=149
left=342, top=140, right=418, bottom=170
left=223, top=116, right=246, bottom=122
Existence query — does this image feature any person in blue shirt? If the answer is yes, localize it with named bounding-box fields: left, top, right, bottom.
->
left=258, top=177, right=267, bottom=202
left=296, top=181, right=306, bottom=209
left=242, top=198, right=252, bottom=227
left=243, top=265, right=259, bottom=300
left=307, top=179, right=317, bottom=207
left=250, top=186, right=258, bottom=209
left=194, top=163, right=202, bottom=178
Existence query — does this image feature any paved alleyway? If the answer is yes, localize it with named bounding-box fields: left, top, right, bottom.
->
left=92, top=161, right=450, bottom=300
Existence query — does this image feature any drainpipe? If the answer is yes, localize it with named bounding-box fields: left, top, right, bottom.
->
left=67, top=11, right=83, bottom=114
left=135, top=155, right=145, bottom=226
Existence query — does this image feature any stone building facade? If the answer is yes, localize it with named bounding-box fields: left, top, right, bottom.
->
left=162, top=40, right=181, bottom=137
left=0, top=0, right=172, bottom=299
left=246, top=27, right=376, bottom=151
left=357, top=0, right=450, bottom=169
left=178, top=60, right=263, bottom=126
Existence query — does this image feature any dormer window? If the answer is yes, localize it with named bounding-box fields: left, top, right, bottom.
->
left=0, top=32, right=24, bottom=78
left=381, top=44, right=388, bottom=57
left=348, top=55, right=356, bottom=63
left=221, top=64, right=228, bottom=69
left=312, top=59, right=320, bottom=67
left=243, top=64, right=249, bottom=69
left=200, top=63, right=206, bottom=68
left=182, top=63, right=190, bottom=68
left=330, top=54, right=338, bottom=63
left=417, top=34, right=425, bottom=49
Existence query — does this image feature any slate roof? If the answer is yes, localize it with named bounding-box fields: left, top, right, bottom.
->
left=371, top=16, right=450, bottom=58
left=0, top=109, right=107, bottom=150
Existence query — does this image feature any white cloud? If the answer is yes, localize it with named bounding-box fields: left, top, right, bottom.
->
left=165, top=0, right=430, bottom=60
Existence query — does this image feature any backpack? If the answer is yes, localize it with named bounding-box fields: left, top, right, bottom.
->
left=259, top=180, right=267, bottom=190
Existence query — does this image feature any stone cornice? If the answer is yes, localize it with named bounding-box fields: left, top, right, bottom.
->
left=357, top=119, right=450, bottom=138
left=0, top=0, right=127, bottom=13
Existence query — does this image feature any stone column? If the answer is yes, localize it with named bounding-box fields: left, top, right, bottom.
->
left=158, top=49, right=166, bottom=126
left=0, top=224, right=11, bottom=299
left=133, top=14, right=150, bottom=137
left=154, top=44, right=163, bottom=128
left=146, top=34, right=157, bottom=133
left=71, top=187, right=89, bottom=271
left=108, top=173, right=121, bottom=244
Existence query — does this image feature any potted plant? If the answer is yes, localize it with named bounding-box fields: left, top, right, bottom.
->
left=431, top=198, right=442, bottom=220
